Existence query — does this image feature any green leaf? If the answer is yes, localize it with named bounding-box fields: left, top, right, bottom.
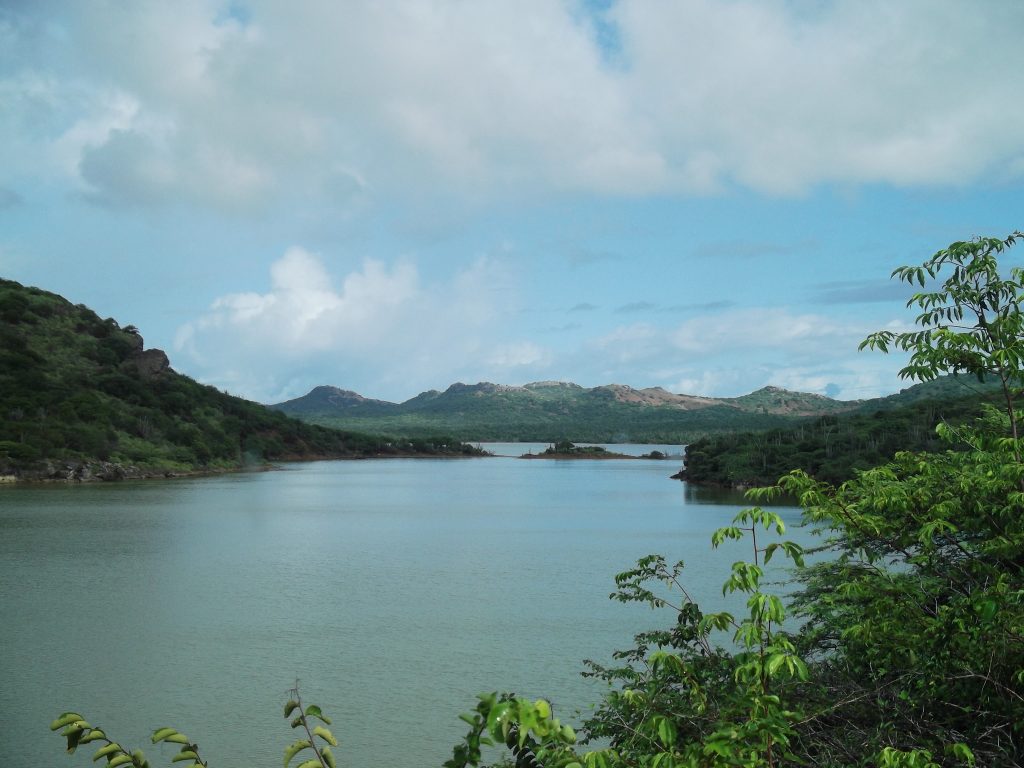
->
left=284, top=739, right=312, bottom=768
left=977, top=599, right=998, bottom=622
left=93, top=743, right=122, bottom=762
left=948, top=742, right=975, bottom=765
left=655, top=716, right=676, bottom=748
left=51, top=713, right=86, bottom=731
left=313, top=725, right=338, bottom=747
left=486, top=701, right=514, bottom=741
left=534, top=699, right=551, bottom=720
left=284, top=700, right=300, bottom=718
left=296, top=760, right=323, bottom=768
left=305, top=704, right=331, bottom=724
left=321, top=745, right=337, bottom=768
left=171, top=752, right=199, bottom=763
left=65, top=728, right=86, bottom=754
left=108, top=755, right=134, bottom=768
left=151, top=728, right=180, bottom=744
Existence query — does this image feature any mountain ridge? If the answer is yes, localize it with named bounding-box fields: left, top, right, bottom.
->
left=269, top=380, right=864, bottom=442
left=273, top=381, right=856, bottom=412
left=270, top=378, right=983, bottom=444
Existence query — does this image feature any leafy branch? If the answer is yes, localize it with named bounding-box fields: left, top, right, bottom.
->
left=49, top=713, right=209, bottom=768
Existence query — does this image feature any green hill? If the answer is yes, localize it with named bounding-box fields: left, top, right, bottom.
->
left=0, top=279, right=483, bottom=481
left=679, top=376, right=1002, bottom=487
left=270, top=381, right=860, bottom=443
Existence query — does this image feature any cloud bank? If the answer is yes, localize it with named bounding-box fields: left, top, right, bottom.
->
left=3, top=0, right=1022, bottom=211
left=175, top=247, right=547, bottom=401
left=173, top=247, right=908, bottom=403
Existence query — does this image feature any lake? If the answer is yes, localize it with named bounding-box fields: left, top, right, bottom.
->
left=0, top=448, right=811, bottom=768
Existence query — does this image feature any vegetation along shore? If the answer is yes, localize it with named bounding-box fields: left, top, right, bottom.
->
left=0, top=278, right=486, bottom=483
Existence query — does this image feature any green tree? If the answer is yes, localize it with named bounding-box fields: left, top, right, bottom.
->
left=862, top=231, right=1024, bottom=440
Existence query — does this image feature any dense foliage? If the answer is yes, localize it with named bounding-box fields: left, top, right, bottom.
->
left=681, top=380, right=1001, bottom=487
left=0, top=278, right=483, bottom=477
left=529, top=440, right=622, bottom=457
left=52, top=233, right=1024, bottom=767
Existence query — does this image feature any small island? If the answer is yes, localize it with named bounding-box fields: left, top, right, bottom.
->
left=519, top=439, right=636, bottom=460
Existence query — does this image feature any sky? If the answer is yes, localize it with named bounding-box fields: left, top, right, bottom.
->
left=1, top=0, right=1022, bottom=405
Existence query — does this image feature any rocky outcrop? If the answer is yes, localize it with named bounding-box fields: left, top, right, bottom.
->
left=132, top=348, right=170, bottom=378
left=126, top=331, right=145, bottom=354
left=595, top=384, right=724, bottom=410
left=523, top=381, right=584, bottom=390
left=444, top=381, right=526, bottom=395
left=8, top=460, right=155, bottom=482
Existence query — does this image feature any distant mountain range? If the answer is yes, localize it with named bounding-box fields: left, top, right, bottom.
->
left=269, top=380, right=867, bottom=442
left=271, top=377, right=996, bottom=443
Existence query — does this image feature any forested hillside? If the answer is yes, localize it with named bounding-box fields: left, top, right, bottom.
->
left=0, top=279, right=482, bottom=480
left=680, top=378, right=1000, bottom=486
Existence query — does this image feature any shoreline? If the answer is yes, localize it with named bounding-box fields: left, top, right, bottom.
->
left=518, top=451, right=639, bottom=460
left=0, top=451, right=492, bottom=486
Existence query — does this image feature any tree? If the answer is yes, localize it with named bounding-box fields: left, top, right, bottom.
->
left=862, top=231, right=1024, bottom=440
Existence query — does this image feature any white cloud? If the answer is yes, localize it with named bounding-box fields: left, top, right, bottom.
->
left=589, top=321, right=659, bottom=364
left=763, top=362, right=902, bottom=402
left=573, top=306, right=912, bottom=398
left=3, top=0, right=1021, bottom=208
left=662, top=358, right=905, bottom=401
left=174, top=247, right=541, bottom=401
left=670, top=308, right=851, bottom=356
left=487, top=342, right=550, bottom=368
left=670, top=370, right=746, bottom=398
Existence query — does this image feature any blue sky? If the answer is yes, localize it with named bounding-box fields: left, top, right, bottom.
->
left=1, top=1, right=1022, bottom=404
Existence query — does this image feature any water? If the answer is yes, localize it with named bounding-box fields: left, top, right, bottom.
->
left=0, top=453, right=810, bottom=767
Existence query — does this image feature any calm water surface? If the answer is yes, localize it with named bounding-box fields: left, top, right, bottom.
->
left=0, top=452, right=810, bottom=767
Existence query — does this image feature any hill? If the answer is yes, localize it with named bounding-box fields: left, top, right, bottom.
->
left=679, top=376, right=1002, bottom=487
left=0, top=279, right=483, bottom=481
left=270, top=381, right=860, bottom=442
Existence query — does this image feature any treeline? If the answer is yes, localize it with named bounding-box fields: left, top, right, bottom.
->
left=0, top=279, right=482, bottom=476
left=681, top=385, right=1001, bottom=487
left=302, top=400, right=798, bottom=443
